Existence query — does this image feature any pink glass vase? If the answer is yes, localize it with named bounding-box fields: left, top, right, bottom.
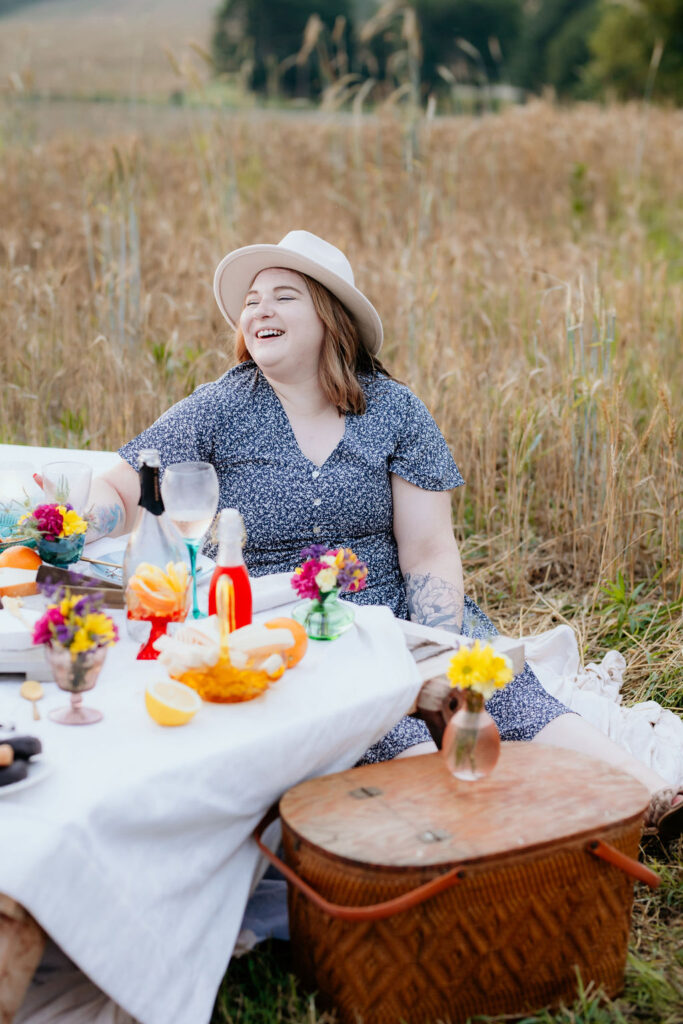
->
left=441, top=691, right=500, bottom=781
left=46, top=644, right=106, bottom=725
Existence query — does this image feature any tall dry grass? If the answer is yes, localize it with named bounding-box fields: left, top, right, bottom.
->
left=1, top=99, right=682, bottom=620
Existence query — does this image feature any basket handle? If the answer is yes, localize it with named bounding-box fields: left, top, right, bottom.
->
left=587, top=840, right=660, bottom=888
left=253, top=805, right=464, bottom=922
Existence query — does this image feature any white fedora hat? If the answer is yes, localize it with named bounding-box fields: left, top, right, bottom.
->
left=213, top=230, right=383, bottom=355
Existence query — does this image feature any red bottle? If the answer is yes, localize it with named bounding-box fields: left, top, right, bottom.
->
left=208, top=508, right=252, bottom=629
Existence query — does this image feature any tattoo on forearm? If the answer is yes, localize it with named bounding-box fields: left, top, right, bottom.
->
left=404, top=572, right=464, bottom=633
left=89, top=504, right=123, bottom=539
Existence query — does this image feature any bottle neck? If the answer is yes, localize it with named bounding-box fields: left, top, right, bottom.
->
left=138, top=464, right=164, bottom=517
left=217, top=536, right=244, bottom=567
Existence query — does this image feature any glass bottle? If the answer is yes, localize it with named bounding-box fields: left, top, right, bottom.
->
left=122, top=449, right=190, bottom=659
left=207, top=508, right=252, bottom=629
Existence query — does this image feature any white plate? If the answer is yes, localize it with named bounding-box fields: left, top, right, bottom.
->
left=81, top=549, right=213, bottom=586
left=0, top=756, right=52, bottom=797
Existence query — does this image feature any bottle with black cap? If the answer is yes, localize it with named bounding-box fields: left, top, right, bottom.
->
left=122, top=449, right=190, bottom=658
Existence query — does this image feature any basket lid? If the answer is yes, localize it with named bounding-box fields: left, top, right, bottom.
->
left=279, top=743, right=650, bottom=869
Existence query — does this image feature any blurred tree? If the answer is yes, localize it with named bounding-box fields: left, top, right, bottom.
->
left=509, top=0, right=600, bottom=95
left=586, top=0, right=683, bottom=102
left=212, top=0, right=354, bottom=98
left=357, top=0, right=524, bottom=95
left=415, top=0, right=524, bottom=87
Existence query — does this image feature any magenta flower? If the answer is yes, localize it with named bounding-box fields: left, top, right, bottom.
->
left=291, top=559, right=326, bottom=600
left=32, top=606, right=65, bottom=645
left=32, top=504, right=65, bottom=541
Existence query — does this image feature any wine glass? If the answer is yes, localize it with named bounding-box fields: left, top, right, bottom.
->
left=161, top=462, right=219, bottom=619
left=41, top=461, right=93, bottom=515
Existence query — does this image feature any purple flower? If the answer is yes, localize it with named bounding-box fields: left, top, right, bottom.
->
left=300, top=544, right=329, bottom=561
left=55, top=623, right=75, bottom=645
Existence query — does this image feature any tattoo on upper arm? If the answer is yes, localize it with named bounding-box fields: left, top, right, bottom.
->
left=91, top=504, right=123, bottom=538
left=404, top=572, right=464, bottom=633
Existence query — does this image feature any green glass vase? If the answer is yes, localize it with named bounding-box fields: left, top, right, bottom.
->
left=292, top=589, right=355, bottom=641
left=38, top=533, right=85, bottom=567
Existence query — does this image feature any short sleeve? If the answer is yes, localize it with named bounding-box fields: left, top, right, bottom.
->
left=388, top=389, right=464, bottom=491
left=118, top=386, right=214, bottom=475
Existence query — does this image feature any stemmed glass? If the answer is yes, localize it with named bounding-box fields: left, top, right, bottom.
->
left=161, top=462, right=219, bottom=619
left=41, top=461, right=93, bottom=514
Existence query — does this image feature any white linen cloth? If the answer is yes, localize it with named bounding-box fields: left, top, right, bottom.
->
left=524, top=625, right=683, bottom=788
left=2, top=597, right=422, bottom=1024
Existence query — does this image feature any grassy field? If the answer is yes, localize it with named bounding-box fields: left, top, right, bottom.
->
left=1, top=90, right=682, bottom=1022
left=0, top=0, right=216, bottom=99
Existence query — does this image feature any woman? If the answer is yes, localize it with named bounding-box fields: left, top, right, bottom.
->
left=86, top=230, right=681, bottom=835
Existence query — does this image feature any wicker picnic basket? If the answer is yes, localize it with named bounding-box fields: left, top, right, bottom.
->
left=255, top=743, right=658, bottom=1024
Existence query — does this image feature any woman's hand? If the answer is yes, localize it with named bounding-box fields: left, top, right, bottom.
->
left=391, top=475, right=464, bottom=633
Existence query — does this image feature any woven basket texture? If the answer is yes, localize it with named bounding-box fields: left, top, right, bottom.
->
left=284, top=822, right=639, bottom=1024
left=280, top=746, right=648, bottom=1024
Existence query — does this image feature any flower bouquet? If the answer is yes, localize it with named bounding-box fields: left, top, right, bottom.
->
left=290, top=545, right=368, bottom=640
left=33, top=587, right=119, bottom=724
left=17, top=503, right=88, bottom=566
left=442, top=641, right=514, bottom=781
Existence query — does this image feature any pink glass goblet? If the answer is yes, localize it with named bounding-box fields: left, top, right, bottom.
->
left=46, top=644, right=106, bottom=725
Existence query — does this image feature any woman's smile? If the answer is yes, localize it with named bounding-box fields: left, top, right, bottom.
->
left=240, top=267, right=325, bottom=377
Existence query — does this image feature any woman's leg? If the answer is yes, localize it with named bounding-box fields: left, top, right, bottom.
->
left=395, top=740, right=437, bottom=759
left=533, top=712, right=671, bottom=795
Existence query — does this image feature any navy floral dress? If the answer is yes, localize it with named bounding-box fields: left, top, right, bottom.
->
left=119, top=362, right=570, bottom=759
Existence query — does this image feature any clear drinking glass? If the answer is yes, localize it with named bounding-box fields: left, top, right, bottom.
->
left=161, top=462, right=219, bottom=619
left=41, top=461, right=93, bottom=515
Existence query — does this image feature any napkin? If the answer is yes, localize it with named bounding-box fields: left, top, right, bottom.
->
left=0, top=606, right=42, bottom=651
left=251, top=573, right=297, bottom=613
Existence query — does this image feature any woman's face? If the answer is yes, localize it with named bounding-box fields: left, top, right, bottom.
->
left=239, top=268, right=325, bottom=381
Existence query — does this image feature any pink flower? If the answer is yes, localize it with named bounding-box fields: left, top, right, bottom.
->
left=32, top=606, right=65, bottom=645
left=32, top=504, right=64, bottom=541
left=291, top=559, right=326, bottom=600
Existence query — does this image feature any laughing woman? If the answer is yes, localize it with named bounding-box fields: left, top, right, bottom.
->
left=85, top=230, right=682, bottom=838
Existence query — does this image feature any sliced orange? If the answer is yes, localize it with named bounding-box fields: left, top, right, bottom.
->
left=264, top=617, right=308, bottom=668
left=0, top=546, right=42, bottom=570
left=128, top=577, right=179, bottom=616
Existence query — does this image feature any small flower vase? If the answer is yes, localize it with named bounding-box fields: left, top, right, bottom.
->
left=46, top=643, right=106, bottom=724
left=292, top=589, right=355, bottom=641
left=441, top=691, right=500, bottom=781
left=38, top=533, right=85, bottom=567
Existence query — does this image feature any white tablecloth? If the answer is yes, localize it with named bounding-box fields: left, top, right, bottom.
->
left=1, top=597, right=421, bottom=1024
left=1, top=444, right=423, bottom=1023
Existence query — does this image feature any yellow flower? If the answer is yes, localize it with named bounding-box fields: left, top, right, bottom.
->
left=70, top=628, right=94, bottom=655
left=59, top=596, right=79, bottom=618
left=447, top=641, right=514, bottom=700
left=61, top=509, right=88, bottom=537
left=84, top=612, right=116, bottom=645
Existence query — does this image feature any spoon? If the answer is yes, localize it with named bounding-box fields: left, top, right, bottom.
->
left=20, top=680, right=44, bottom=721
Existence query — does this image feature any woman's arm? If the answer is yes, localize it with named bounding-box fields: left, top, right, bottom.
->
left=85, top=459, right=140, bottom=542
left=391, top=474, right=464, bottom=634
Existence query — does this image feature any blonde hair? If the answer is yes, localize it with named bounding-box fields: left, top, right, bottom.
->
left=233, top=272, right=393, bottom=415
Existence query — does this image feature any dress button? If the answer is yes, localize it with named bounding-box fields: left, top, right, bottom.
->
left=313, top=498, right=321, bottom=507
left=312, top=470, right=320, bottom=479
left=313, top=526, right=321, bottom=535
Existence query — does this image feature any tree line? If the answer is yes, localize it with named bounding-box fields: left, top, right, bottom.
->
left=212, top=0, right=683, bottom=104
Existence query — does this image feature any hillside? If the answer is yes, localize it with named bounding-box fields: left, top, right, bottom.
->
left=0, top=0, right=219, bottom=98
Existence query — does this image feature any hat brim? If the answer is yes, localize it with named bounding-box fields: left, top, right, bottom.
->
left=213, top=243, right=383, bottom=355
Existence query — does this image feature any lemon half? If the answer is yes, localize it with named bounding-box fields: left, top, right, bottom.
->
left=145, top=680, right=201, bottom=727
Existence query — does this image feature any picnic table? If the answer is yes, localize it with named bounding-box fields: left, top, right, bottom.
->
left=0, top=444, right=425, bottom=1024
